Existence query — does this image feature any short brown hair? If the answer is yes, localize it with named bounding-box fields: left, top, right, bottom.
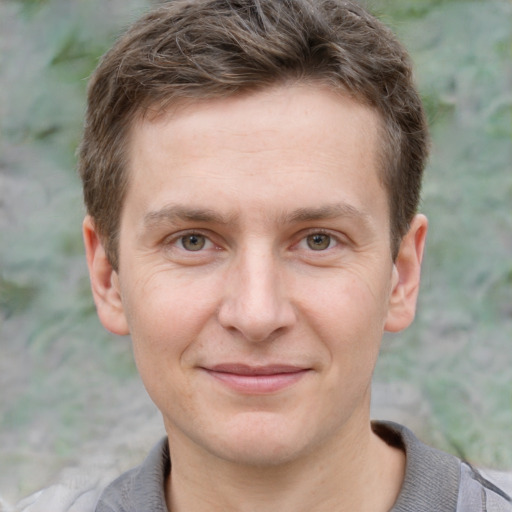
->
left=79, top=0, right=429, bottom=270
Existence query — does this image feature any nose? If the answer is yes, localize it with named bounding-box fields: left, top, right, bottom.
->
left=217, top=244, right=296, bottom=343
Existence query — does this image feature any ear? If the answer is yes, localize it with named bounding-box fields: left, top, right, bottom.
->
left=83, top=215, right=130, bottom=336
left=384, top=214, right=428, bottom=333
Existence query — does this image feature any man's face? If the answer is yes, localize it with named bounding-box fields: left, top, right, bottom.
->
left=87, top=84, right=424, bottom=466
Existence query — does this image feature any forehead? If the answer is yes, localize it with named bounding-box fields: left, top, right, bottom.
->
left=138, top=84, right=380, bottom=157
left=124, top=84, right=388, bottom=229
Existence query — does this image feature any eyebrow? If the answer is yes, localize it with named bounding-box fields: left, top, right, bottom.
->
left=284, top=203, right=372, bottom=225
left=142, top=202, right=372, bottom=230
left=143, top=205, right=236, bottom=228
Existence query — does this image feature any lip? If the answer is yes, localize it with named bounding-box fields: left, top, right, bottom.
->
left=202, top=364, right=310, bottom=394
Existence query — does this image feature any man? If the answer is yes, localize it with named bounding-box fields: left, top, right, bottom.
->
left=77, top=0, right=510, bottom=510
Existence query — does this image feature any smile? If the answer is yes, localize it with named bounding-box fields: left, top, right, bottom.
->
left=202, top=364, right=310, bottom=394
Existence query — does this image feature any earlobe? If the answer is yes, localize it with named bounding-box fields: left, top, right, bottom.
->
left=384, top=214, right=428, bottom=333
left=83, top=216, right=130, bottom=336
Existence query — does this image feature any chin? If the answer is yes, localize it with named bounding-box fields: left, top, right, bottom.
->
left=201, top=412, right=320, bottom=468
left=217, top=439, right=304, bottom=468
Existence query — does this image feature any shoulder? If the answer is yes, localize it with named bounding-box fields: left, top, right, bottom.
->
left=95, top=437, right=169, bottom=512
left=12, top=478, right=104, bottom=512
left=94, top=466, right=139, bottom=512
left=457, top=462, right=512, bottom=511
left=373, top=421, right=512, bottom=512
left=12, top=438, right=169, bottom=512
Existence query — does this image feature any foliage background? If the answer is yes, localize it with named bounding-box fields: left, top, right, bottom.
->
left=0, top=0, right=511, bottom=504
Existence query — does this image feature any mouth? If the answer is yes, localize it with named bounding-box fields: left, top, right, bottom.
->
left=202, top=364, right=311, bottom=394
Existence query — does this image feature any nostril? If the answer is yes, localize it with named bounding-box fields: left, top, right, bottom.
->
left=217, top=296, right=296, bottom=343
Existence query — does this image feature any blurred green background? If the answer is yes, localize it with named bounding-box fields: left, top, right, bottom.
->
left=0, top=0, right=511, bottom=504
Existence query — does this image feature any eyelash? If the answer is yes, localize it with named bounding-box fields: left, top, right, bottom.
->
left=296, top=229, right=343, bottom=252
left=165, top=229, right=344, bottom=253
left=165, top=231, right=216, bottom=251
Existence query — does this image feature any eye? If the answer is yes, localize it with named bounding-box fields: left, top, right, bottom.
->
left=179, top=233, right=208, bottom=251
left=162, top=230, right=222, bottom=264
left=305, top=233, right=334, bottom=251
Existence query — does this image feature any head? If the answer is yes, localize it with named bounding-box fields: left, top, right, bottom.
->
left=79, top=0, right=429, bottom=271
left=81, top=0, right=429, bottom=471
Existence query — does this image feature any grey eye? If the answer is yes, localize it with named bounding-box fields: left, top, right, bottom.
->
left=306, top=234, right=331, bottom=250
left=181, top=234, right=206, bottom=251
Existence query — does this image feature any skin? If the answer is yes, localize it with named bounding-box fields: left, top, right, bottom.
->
left=84, top=84, right=428, bottom=511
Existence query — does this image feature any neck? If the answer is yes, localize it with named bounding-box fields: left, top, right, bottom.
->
left=165, top=417, right=405, bottom=512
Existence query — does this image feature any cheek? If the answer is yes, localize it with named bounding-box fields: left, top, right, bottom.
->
left=123, top=272, right=222, bottom=369
left=300, top=272, right=387, bottom=363
left=125, top=287, right=209, bottom=416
